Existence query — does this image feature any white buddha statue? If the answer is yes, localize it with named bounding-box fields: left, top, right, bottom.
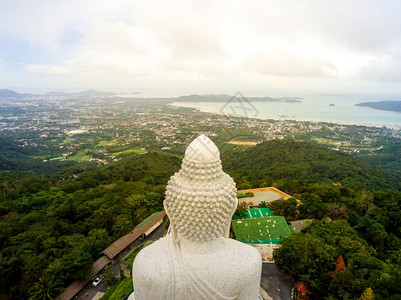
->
left=130, top=135, right=262, bottom=300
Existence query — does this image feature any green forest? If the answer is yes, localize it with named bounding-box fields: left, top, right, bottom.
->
left=1, top=138, right=401, bottom=299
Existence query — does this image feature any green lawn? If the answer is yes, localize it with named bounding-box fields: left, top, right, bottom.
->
left=233, top=208, right=274, bottom=219
left=232, top=216, right=292, bottom=244
left=97, top=140, right=118, bottom=147
left=112, top=148, right=147, bottom=156
left=67, top=150, right=90, bottom=161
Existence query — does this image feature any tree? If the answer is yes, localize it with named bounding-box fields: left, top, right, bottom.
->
left=112, top=215, right=133, bottom=236
left=299, top=193, right=326, bottom=219
left=355, top=190, right=375, bottom=216
left=126, top=194, right=145, bottom=210
left=233, top=205, right=246, bottom=218
left=267, top=198, right=297, bottom=220
left=258, top=201, right=268, bottom=208
left=284, top=197, right=298, bottom=220
left=273, top=233, right=337, bottom=297
left=83, top=228, right=112, bottom=257
left=104, top=265, right=117, bottom=287
left=46, top=248, right=92, bottom=283
left=29, top=274, right=61, bottom=300
left=326, top=203, right=348, bottom=221
left=366, top=222, right=387, bottom=252
left=144, top=192, right=162, bottom=209
left=358, top=287, right=374, bottom=300
left=268, top=200, right=285, bottom=216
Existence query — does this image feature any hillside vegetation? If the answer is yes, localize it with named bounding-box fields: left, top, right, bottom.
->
left=0, top=137, right=76, bottom=174
left=223, top=139, right=401, bottom=191
left=0, top=139, right=400, bottom=299
left=0, top=152, right=180, bottom=299
left=357, top=143, right=401, bottom=176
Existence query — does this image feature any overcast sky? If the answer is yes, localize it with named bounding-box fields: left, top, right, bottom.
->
left=1, top=0, right=401, bottom=97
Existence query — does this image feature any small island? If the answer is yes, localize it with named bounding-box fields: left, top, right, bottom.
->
left=356, top=101, right=401, bottom=113
left=329, top=104, right=335, bottom=107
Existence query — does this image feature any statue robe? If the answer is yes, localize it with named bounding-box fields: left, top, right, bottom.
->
left=131, top=233, right=261, bottom=300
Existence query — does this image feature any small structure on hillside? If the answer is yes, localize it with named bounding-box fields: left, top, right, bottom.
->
left=289, top=219, right=312, bottom=232
left=57, top=211, right=166, bottom=300
left=237, top=187, right=295, bottom=207
left=101, top=211, right=166, bottom=263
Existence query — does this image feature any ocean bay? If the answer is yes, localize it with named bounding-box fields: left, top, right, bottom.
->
left=171, top=95, right=401, bottom=127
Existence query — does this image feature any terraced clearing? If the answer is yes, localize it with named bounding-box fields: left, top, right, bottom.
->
left=97, top=140, right=118, bottom=147
left=227, top=140, right=258, bottom=146
left=112, top=148, right=147, bottom=156
left=66, top=150, right=90, bottom=161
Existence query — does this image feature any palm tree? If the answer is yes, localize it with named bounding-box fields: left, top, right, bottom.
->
left=258, top=201, right=268, bottom=208
left=29, top=274, right=61, bottom=300
left=113, top=215, right=133, bottom=235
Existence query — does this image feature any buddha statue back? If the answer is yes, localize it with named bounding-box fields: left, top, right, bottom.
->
left=130, top=135, right=262, bottom=300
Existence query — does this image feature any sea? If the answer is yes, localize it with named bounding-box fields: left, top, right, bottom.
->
left=170, top=94, right=401, bottom=128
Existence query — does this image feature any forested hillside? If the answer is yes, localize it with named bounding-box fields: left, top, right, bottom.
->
left=223, top=139, right=401, bottom=191
left=0, top=137, right=76, bottom=174
left=1, top=139, right=400, bottom=299
left=221, top=141, right=401, bottom=299
left=0, top=152, right=180, bottom=299
left=357, top=143, right=401, bottom=176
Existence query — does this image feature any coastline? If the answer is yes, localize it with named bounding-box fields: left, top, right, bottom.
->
left=168, top=101, right=400, bottom=129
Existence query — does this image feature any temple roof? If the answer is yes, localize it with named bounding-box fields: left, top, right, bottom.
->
left=102, top=211, right=166, bottom=259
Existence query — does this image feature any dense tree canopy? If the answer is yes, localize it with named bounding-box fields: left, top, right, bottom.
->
left=222, top=140, right=401, bottom=191
left=1, top=139, right=400, bottom=299
left=0, top=151, right=180, bottom=299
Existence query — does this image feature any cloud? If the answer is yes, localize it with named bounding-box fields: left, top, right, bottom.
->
left=245, top=51, right=337, bottom=78
left=1, top=0, right=401, bottom=94
left=135, top=0, right=226, bottom=61
left=25, top=64, right=68, bottom=76
left=239, top=0, right=401, bottom=53
left=360, top=53, right=401, bottom=81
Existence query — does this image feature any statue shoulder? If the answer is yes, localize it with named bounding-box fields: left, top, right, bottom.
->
left=132, top=238, right=170, bottom=278
left=225, top=238, right=262, bottom=268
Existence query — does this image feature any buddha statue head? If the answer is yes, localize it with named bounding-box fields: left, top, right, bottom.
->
left=164, top=134, right=238, bottom=242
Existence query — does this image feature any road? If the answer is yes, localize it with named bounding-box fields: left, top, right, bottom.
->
left=261, top=263, right=293, bottom=300
left=75, top=281, right=107, bottom=300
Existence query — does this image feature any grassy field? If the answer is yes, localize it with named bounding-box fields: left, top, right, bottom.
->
left=112, top=147, right=147, bottom=156
left=246, top=208, right=274, bottom=218
left=97, top=140, right=118, bottom=147
left=233, top=208, right=274, bottom=219
left=227, top=140, right=258, bottom=146
left=232, top=216, right=293, bottom=244
left=66, top=150, right=90, bottom=161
